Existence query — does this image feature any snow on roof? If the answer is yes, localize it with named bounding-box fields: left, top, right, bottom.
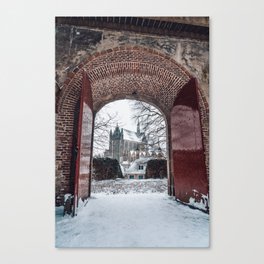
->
left=123, top=129, right=142, bottom=143
left=126, top=157, right=153, bottom=173
left=119, top=164, right=125, bottom=174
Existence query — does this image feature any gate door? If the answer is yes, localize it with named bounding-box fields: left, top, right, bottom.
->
left=73, top=71, right=93, bottom=215
left=170, top=78, right=208, bottom=211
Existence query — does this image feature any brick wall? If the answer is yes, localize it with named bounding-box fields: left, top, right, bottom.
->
left=55, top=26, right=209, bottom=205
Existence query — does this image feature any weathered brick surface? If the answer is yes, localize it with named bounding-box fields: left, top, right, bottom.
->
left=57, top=47, right=191, bottom=115
left=198, top=89, right=209, bottom=179
left=55, top=25, right=209, bottom=205
left=56, top=25, right=209, bottom=97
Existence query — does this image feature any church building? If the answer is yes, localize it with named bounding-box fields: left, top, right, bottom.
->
left=104, top=121, right=148, bottom=163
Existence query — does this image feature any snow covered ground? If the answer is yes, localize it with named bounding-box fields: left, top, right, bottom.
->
left=91, top=178, right=168, bottom=194
left=56, top=179, right=209, bottom=248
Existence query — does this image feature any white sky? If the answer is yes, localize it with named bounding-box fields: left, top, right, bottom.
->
left=98, top=99, right=138, bottom=132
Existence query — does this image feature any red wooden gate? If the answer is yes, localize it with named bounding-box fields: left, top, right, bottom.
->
left=73, top=71, right=94, bottom=215
left=170, top=78, right=209, bottom=211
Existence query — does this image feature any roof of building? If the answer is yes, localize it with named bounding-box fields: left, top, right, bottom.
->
left=126, top=157, right=152, bottom=174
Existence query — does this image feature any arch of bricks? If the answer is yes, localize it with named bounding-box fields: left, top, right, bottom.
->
left=56, top=46, right=209, bottom=201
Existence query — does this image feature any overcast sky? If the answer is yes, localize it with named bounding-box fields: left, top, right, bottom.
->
left=98, top=99, right=138, bottom=132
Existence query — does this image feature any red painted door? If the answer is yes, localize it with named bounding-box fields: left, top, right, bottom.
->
left=170, top=78, right=209, bottom=211
left=73, top=71, right=93, bottom=215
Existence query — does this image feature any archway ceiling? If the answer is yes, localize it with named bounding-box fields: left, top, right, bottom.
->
left=61, top=47, right=192, bottom=114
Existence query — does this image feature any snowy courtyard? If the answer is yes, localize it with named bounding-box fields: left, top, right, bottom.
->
left=56, top=179, right=209, bottom=248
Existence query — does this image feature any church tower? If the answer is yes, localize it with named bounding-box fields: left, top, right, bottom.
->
left=106, top=121, right=148, bottom=163
left=111, top=123, right=122, bottom=161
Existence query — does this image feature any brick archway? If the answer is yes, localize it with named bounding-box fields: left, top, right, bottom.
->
left=56, top=46, right=193, bottom=114
left=56, top=46, right=209, bottom=211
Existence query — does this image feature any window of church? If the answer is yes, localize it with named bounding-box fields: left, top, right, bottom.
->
left=139, top=165, right=144, bottom=170
left=129, top=175, right=134, bottom=179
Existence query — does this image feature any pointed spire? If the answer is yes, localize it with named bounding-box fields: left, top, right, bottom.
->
left=114, top=123, right=119, bottom=132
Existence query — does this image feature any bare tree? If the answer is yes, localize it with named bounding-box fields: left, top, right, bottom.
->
left=93, top=107, right=119, bottom=157
left=129, top=100, right=167, bottom=155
